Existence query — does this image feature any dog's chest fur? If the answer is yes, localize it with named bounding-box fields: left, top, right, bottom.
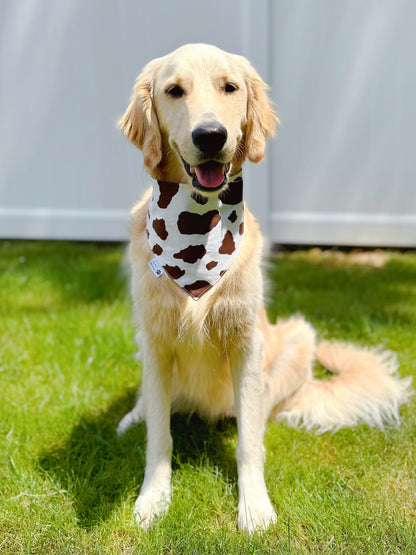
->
left=146, top=175, right=245, bottom=299
left=129, top=186, right=264, bottom=418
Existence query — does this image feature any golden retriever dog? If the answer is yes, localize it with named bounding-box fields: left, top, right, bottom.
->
left=117, top=44, right=411, bottom=533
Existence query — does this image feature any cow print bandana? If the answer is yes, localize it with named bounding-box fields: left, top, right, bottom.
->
left=146, top=172, right=244, bottom=299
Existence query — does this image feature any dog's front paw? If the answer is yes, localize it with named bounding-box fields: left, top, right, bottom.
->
left=238, top=494, right=277, bottom=533
left=134, top=489, right=171, bottom=530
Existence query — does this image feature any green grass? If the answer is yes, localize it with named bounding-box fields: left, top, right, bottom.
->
left=1, top=240, right=415, bottom=554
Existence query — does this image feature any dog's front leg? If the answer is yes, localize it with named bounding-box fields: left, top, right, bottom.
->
left=134, top=335, right=173, bottom=530
left=230, top=329, right=277, bottom=533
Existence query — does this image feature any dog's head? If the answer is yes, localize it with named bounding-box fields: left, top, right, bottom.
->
left=119, top=44, right=278, bottom=192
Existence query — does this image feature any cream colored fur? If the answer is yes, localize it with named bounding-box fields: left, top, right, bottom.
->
left=117, top=44, right=412, bottom=533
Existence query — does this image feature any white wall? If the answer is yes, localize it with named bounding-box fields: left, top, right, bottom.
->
left=0, top=0, right=271, bottom=241
left=1, top=0, right=416, bottom=246
left=270, top=0, right=416, bottom=246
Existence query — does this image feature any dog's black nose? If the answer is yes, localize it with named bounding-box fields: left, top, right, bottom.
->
left=192, top=123, right=228, bottom=155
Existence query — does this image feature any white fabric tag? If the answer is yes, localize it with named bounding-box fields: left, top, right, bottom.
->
left=148, top=257, right=165, bottom=277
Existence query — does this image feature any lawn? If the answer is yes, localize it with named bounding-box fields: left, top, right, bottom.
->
left=1, top=240, right=415, bottom=554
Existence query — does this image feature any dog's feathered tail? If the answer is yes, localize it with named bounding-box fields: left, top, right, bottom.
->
left=277, top=341, right=412, bottom=433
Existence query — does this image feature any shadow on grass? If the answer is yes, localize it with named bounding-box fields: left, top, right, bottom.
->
left=39, top=391, right=237, bottom=529
left=266, top=254, right=416, bottom=337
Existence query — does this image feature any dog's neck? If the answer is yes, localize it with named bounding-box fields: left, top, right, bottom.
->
left=146, top=172, right=245, bottom=299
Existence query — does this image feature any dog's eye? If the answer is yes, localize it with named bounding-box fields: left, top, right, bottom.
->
left=224, top=83, right=238, bottom=93
left=166, top=85, right=185, bottom=98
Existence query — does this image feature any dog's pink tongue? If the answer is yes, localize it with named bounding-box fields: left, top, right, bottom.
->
left=194, top=164, right=225, bottom=188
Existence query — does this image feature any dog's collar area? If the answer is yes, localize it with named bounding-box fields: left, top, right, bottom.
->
left=147, top=173, right=244, bottom=299
left=157, top=171, right=242, bottom=199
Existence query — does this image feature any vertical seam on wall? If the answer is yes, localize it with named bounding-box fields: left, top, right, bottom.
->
left=266, top=0, right=274, bottom=239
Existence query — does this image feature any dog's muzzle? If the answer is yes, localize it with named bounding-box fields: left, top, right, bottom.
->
left=183, top=122, right=230, bottom=192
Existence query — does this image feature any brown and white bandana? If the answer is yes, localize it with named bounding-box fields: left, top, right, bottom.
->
left=146, top=173, right=245, bottom=299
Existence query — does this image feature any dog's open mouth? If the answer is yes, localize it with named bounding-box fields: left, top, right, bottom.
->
left=183, top=160, right=231, bottom=191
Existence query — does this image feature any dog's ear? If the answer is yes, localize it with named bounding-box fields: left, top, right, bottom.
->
left=243, top=65, right=279, bottom=163
left=118, top=59, right=163, bottom=171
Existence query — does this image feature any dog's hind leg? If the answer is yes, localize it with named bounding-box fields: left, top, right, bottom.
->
left=261, top=316, right=317, bottom=423
left=117, top=394, right=144, bottom=436
left=117, top=330, right=145, bottom=436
